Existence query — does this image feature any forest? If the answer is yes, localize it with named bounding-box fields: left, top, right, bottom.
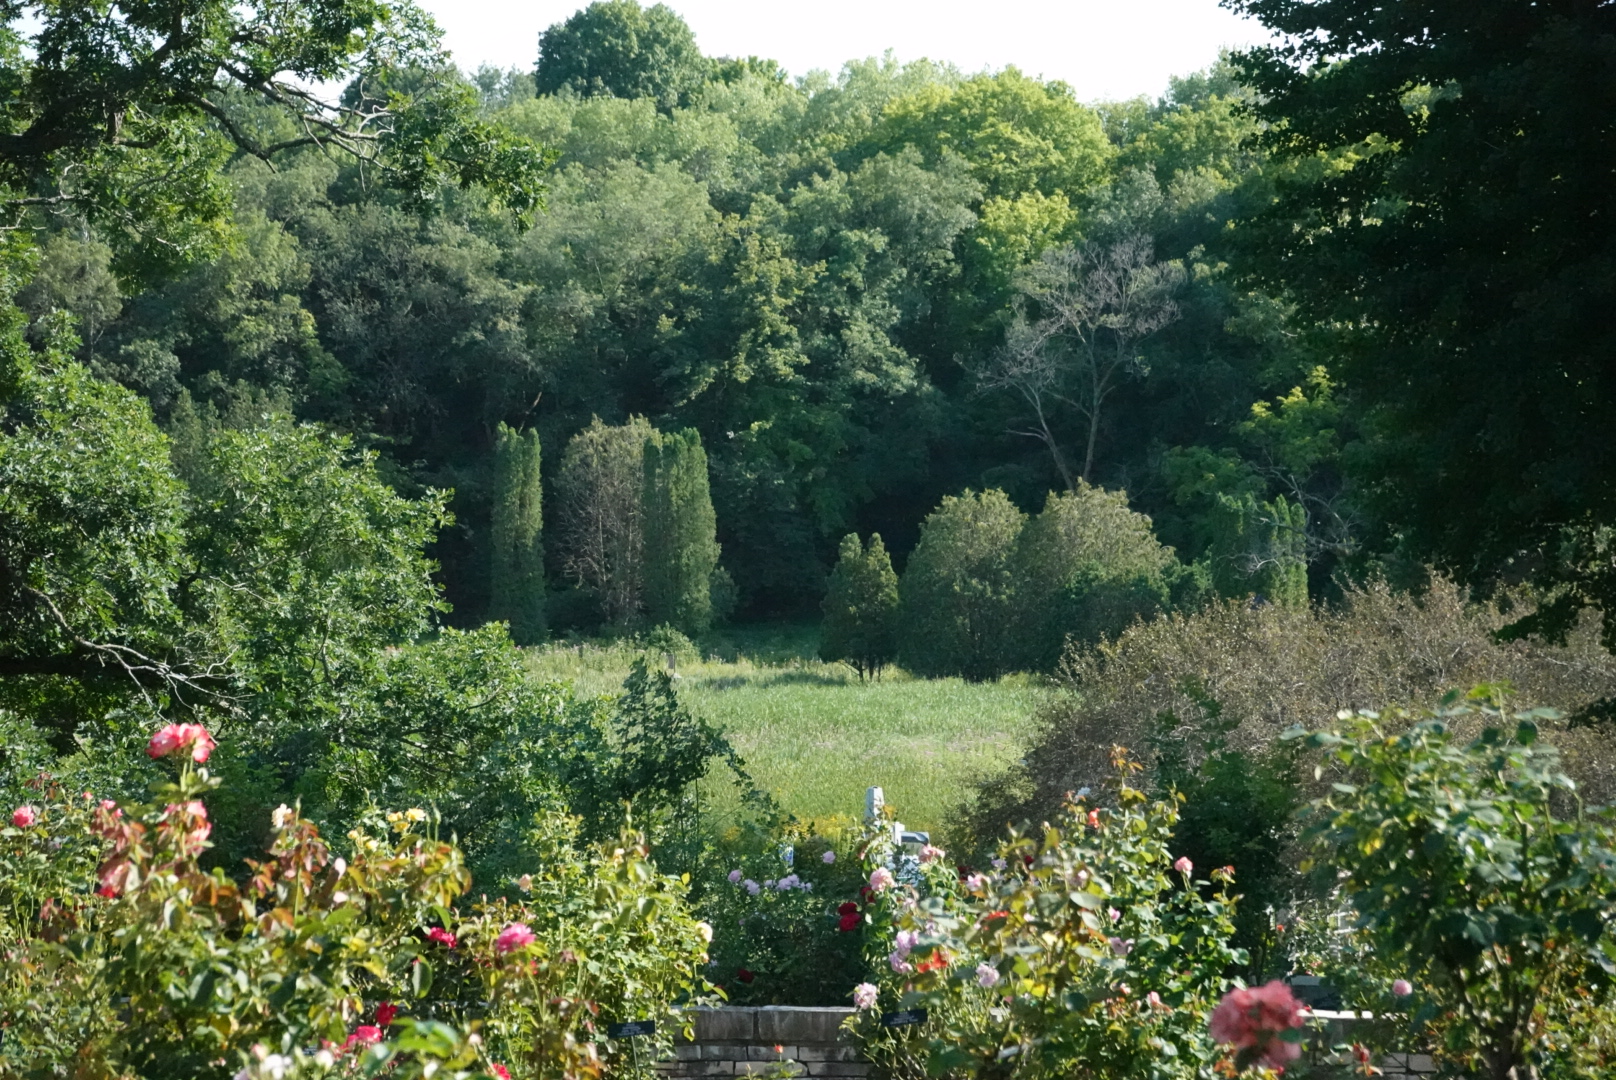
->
left=4, top=1, right=1616, bottom=1078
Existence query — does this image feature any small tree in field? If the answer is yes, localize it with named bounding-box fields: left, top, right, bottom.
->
left=820, top=533, right=899, bottom=680
left=899, top=489, right=1025, bottom=681
left=642, top=428, right=721, bottom=636
left=489, top=423, right=545, bottom=644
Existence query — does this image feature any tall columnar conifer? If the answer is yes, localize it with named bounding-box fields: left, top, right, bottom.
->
left=820, top=533, right=900, bottom=680
left=642, top=428, right=721, bottom=635
left=1207, top=492, right=1307, bottom=608
left=490, top=422, right=546, bottom=643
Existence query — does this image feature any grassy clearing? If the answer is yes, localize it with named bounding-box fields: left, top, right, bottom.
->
left=524, top=626, right=1044, bottom=833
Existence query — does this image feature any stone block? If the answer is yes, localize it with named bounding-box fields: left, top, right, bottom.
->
left=734, top=1062, right=804, bottom=1077
left=794, top=1047, right=860, bottom=1063
left=674, top=1045, right=702, bottom=1062
left=682, top=1062, right=735, bottom=1077
left=693, top=1009, right=757, bottom=1043
left=703, top=1046, right=751, bottom=1061
left=748, top=1046, right=797, bottom=1061
left=756, top=1007, right=855, bottom=1046
left=1407, top=1055, right=1436, bottom=1073
left=804, top=1063, right=871, bottom=1077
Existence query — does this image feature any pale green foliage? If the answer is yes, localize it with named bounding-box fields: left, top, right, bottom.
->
left=490, top=423, right=546, bottom=644
left=1206, top=492, right=1308, bottom=607
left=899, top=489, right=1025, bottom=681
left=642, top=428, right=721, bottom=635
left=820, top=533, right=900, bottom=680
left=555, top=416, right=656, bottom=626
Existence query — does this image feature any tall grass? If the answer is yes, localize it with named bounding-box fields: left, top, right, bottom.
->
left=524, top=631, right=1043, bottom=833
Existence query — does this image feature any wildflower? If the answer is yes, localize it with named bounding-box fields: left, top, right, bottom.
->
left=764, top=879, right=775, bottom=888
left=146, top=722, right=216, bottom=763
left=11, top=805, right=36, bottom=828
left=918, top=844, right=945, bottom=865
left=1173, top=856, right=1193, bottom=875
left=737, top=967, right=755, bottom=983
left=491, top=1066, right=511, bottom=1080
left=376, top=1002, right=397, bottom=1026
left=745, top=879, right=761, bottom=896
left=270, top=804, right=295, bottom=829
left=1108, top=907, right=1121, bottom=923
left=822, top=850, right=836, bottom=864
left=1392, top=979, right=1413, bottom=997
left=853, top=983, right=878, bottom=1010
left=777, top=874, right=799, bottom=890
left=495, top=923, right=537, bottom=954
left=729, top=869, right=743, bottom=883
left=868, top=867, right=895, bottom=892
left=1208, top=980, right=1307, bottom=1071
left=991, top=857, right=1007, bottom=871
left=975, top=963, right=1001, bottom=989
left=1109, top=937, right=1134, bottom=957
left=964, top=873, right=987, bottom=892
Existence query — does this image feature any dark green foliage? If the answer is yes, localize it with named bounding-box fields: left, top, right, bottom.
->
left=1205, top=492, right=1308, bottom=607
left=1224, top=0, right=1616, bottom=642
left=819, top=533, right=900, bottom=680
left=642, top=428, right=721, bottom=636
left=490, top=422, right=546, bottom=644
left=1008, top=485, right=1179, bottom=670
left=898, top=490, right=1025, bottom=681
left=534, top=1, right=711, bottom=111
left=554, top=416, right=655, bottom=628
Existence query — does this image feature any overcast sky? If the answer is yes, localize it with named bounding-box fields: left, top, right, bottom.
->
left=417, top=0, right=1274, bottom=103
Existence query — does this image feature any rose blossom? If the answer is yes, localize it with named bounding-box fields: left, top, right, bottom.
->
left=918, top=844, right=945, bottom=865
left=822, top=850, right=836, bottom=864
left=376, top=1002, right=397, bottom=1027
left=491, top=1066, right=511, bottom=1080
left=146, top=722, right=216, bottom=763
left=427, top=927, right=457, bottom=949
left=1392, top=979, right=1413, bottom=997
left=868, top=867, right=895, bottom=892
left=975, top=963, right=1001, bottom=989
left=964, top=873, right=987, bottom=892
left=853, top=982, right=878, bottom=1010
left=888, top=951, right=913, bottom=973
left=1173, top=856, right=1193, bottom=875
left=495, top=923, right=537, bottom=953
left=1208, top=980, right=1307, bottom=1070
left=11, top=805, right=37, bottom=828
left=1108, top=937, right=1133, bottom=957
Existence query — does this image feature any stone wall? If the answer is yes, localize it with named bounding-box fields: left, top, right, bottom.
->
left=658, top=1007, right=868, bottom=1079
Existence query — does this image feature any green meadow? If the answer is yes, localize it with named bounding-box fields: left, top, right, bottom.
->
left=524, top=628, right=1045, bottom=833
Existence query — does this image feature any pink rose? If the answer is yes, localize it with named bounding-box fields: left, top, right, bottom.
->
left=146, top=723, right=216, bottom=763
left=495, top=922, right=537, bottom=954
left=1173, top=856, right=1193, bottom=875
left=1392, top=979, right=1413, bottom=997
left=11, top=805, right=37, bottom=828
left=1209, top=980, right=1307, bottom=1070
left=869, top=867, right=895, bottom=892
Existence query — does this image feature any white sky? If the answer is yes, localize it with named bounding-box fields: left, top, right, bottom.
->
left=417, top=0, right=1275, bottom=103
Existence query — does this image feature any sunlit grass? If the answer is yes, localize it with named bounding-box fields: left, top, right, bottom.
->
left=524, top=629, right=1044, bottom=833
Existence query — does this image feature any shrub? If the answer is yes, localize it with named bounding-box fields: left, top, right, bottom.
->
left=0, top=726, right=711, bottom=1080
left=898, top=490, right=1024, bottom=680
left=848, top=751, right=1243, bottom=1080
left=821, top=533, right=901, bottom=680
left=966, top=576, right=1616, bottom=843
left=1294, top=693, right=1616, bottom=1080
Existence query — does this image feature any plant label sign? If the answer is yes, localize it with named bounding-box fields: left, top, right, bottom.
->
left=879, top=1009, right=928, bottom=1028
left=608, top=1021, right=657, bottom=1038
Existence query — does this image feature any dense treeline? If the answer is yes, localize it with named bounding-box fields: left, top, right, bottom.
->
left=17, top=1, right=1332, bottom=628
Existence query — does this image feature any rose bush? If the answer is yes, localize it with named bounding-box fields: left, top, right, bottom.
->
left=847, top=749, right=1244, bottom=1080
left=0, top=725, right=710, bottom=1079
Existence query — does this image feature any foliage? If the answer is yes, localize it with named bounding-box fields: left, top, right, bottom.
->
left=555, top=416, right=657, bottom=628
left=643, top=428, right=722, bottom=636
left=0, top=1, right=549, bottom=277
left=1224, top=0, right=1616, bottom=646
left=534, top=1, right=712, bottom=111
left=966, top=576, right=1616, bottom=847
left=820, top=533, right=901, bottom=680
left=1292, top=693, right=1616, bottom=1080
left=1205, top=493, right=1308, bottom=608
left=849, top=755, right=1244, bottom=1080
left=898, top=490, right=1025, bottom=681
left=491, top=423, right=547, bottom=644
left=0, top=746, right=711, bottom=1079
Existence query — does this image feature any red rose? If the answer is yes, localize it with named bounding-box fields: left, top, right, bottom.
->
left=376, top=1002, right=397, bottom=1027
left=491, top=1065, right=512, bottom=1080
left=838, top=912, right=860, bottom=932
left=837, top=901, right=859, bottom=915
left=737, top=967, right=755, bottom=983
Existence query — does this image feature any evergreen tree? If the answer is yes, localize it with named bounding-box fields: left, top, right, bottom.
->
left=555, top=416, right=655, bottom=627
left=1207, top=492, right=1307, bottom=608
left=490, top=423, right=546, bottom=643
left=898, top=490, right=1026, bottom=681
left=642, top=428, right=721, bottom=635
left=820, top=533, right=900, bottom=680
